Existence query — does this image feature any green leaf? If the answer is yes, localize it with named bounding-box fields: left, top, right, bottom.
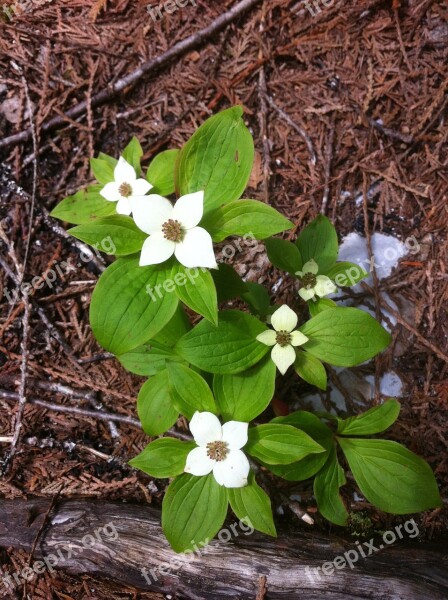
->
left=167, top=362, right=217, bottom=419
left=175, top=106, right=254, bottom=214
left=300, top=307, right=392, bottom=367
left=246, top=424, right=324, bottom=465
left=117, top=341, right=183, bottom=376
left=268, top=411, right=334, bottom=481
left=171, top=264, right=218, bottom=325
left=308, top=297, right=337, bottom=317
left=137, top=370, right=179, bottom=436
left=211, top=263, right=247, bottom=302
left=314, top=446, right=348, bottom=526
left=213, top=355, right=276, bottom=421
left=98, top=152, right=118, bottom=169
left=130, top=438, right=195, bottom=478
left=326, top=262, right=368, bottom=287
left=146, top=149, right=179, bottom=196
left=242, top=282, right=273, bottom=319
left=90, top=257, right=179, bottom=355
left=90, top=157, right=115, bottom=185
left=294, top=351, right=327, bottom=390
left=337, top=399, right=400, bottom=436
left=121, top=136, right=143, bottom=175
left=51, top=185, right=116, bottom=225
left=203, top=200, right=292, bottom=242
left=338, top=438, right=442, bottom=514
left=175, top=310, right=269, bottom=374
left=68, top=216, right=146, bottom=256
left=162, top=473, right=228, bottom=553
left=296, top=215, right=338, bottom=273
left=228, top=472, right=276, bottom=537
left=265, top=237, right=302, bottom=275
left=152, top=304, right=192, bottom=347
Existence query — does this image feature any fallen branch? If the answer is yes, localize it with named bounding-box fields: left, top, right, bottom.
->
left=0, top=0, right=263, bottom=151
left=0, top=389, right=141, bottom=429
left=0, top=498, right=447, bottom=599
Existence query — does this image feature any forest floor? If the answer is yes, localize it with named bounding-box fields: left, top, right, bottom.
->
left=0, top=0, right=447, bottom=598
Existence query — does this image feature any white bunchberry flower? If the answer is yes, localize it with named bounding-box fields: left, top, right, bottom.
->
left=184, top=411, right=250, bottom=488
left=130, top=190, right=217, bottom=269
left=99, top=157, right=152, bottom=216
left=296, top=259, right=337, bottom=302
left=256, top=305, right=308, bottom=375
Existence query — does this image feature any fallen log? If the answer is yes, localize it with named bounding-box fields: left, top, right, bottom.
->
left=0, top=498, right=446, bottom=599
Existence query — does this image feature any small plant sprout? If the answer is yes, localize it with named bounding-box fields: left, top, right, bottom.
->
left=185, top=411, right=250, bottom=488
left=130, top=190, right=218, bottom=269
left=296, top=259, right=337, bottom=302
left=257, top=305, right=308, bottom=374
left=99, top=157, right=152, bottom=215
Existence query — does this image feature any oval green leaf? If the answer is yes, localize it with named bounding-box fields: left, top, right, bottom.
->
left=90, top=257, right=179, bottom=355
left=162, top=473, right=228, bottom=553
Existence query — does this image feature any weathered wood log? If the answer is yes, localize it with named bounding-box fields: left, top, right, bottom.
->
left=0, top=498, right=447, bottom=599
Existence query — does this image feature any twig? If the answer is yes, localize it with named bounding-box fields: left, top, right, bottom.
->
left=2, top=293, right=31, bottom=475
left=375, top=295, right=448, bottom=364
left=24, top=485, right=63, bottom=599
left=0, top=0, right=263, bottom=151
left=362, top=173, right=382, bottom=403
left=0, top=389, right=193, bottom=441
left=18, top=69, right=38, bottom=284
left=256, top=575, right=268, bottom=600
left=78, top=352, right=115, bottom=364
left=257, top=3, right=271, bottom=204
left=0, top=389, right=141, bottom=429
left=264, top=94, right=317, bottom=167
left=321, top=116, right=335, bottom=215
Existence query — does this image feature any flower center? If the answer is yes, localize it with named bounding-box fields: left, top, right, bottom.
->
left=276, top=330, right=292, bottom=347
left=301, top=273, right=317, bottom=288
left=118, top=182, right=133, bottom=197
left=162, top=219, right=185, bottom=243
left=206, top=440, right=229, bottom=462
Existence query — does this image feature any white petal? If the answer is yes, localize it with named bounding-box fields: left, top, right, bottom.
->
left=184, top=447, right=214, bottom=476
left=189, top=411, right=222, bottom=447
left=303, top=259, right=319, bottom=275
left=256, top=330, right=277, bottom=346
left=212, top=450, right=250, bottom=488
left=271, top=344, right=296, bottom=375
left=139, top=233, right=175, bottom=266
left=114, top=156, right=136, bottom=184
left=172, top=191, right=204, bottom=229
left=271, top=305, right=298, bottom=333
left=299, top=287, right=316, bottom=301
left=174, top=227, right=217, bottom=269
left=290, top=330, right=309, bottom=347
left=132, top=178, right=152, bottom=196
left=315, top=275, right=337, bottom=297
left=221, top=421, right=248, bottom=450
left=116, top=196, right=132, bottom=215
left=100, top=181, right=120, bottom=202
left=130, top=195, right=174, bottom=235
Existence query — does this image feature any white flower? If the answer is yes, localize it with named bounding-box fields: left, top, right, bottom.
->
left=130, top=190, right=217, bottom=269
left=256, top=305, right=308, bottom=375
left=184, top=411, right=250, bottom=488
left=296, top=259, right=337, bottom=302
left=99, top=157, right=152, bottom=216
